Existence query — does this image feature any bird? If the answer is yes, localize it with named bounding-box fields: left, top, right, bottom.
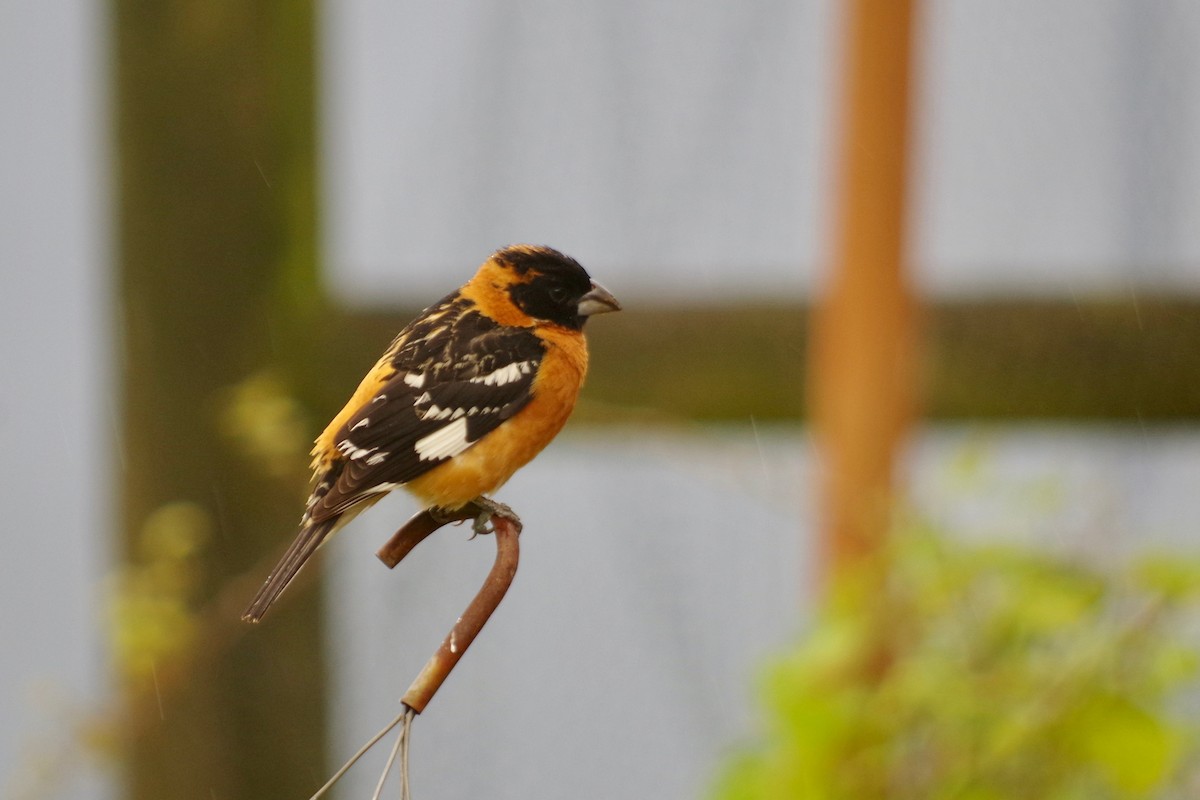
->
left=242, top=245, right=620, bottom=623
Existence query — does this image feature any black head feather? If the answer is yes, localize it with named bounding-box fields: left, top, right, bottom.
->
left=494, top=245, right=596, bottom=329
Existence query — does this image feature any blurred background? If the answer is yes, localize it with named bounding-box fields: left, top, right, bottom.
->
left=3, top=1, right=1199, bottom=798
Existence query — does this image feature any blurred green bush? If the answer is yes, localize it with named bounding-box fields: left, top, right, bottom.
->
left=713, top=527, right=1200, bottom=799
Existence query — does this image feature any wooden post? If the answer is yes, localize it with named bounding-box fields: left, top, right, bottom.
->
left=810, top=0, right=920, bottom=578
left=114, top=2, right=326, bottom=797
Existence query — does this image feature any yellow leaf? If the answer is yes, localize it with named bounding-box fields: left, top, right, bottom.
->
left=1072, top=694, right=1178, bottom=793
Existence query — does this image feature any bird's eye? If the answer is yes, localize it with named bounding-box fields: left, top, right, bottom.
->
left=548, top=286, right=569, bottom=303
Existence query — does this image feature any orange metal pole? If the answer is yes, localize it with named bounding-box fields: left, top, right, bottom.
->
left=810, top=0, right=920, bottom=578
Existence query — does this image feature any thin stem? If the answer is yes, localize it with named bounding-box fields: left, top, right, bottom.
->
left=372, top=707, right=410, bottom=800
left=308, top=706, right=409, bottom=800
left=401, top=708, right=414, bottom=800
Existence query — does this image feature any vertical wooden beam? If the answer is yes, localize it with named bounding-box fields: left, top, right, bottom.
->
left=114, top=2, right=326, bottom=797
left=810, top=0, right=920, bottom=577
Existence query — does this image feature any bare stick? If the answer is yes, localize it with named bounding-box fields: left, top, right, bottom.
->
left=310, top=503, right=522, bottom=797
left=377, top=507, right=472, bottom=568
left=402, top=513, right=521, bottom=712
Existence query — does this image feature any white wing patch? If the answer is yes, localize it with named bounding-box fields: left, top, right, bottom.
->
left=420, top=404, right=454, bottom=422
left=472, top=360, right=533, bottom=387
left=414, top=417, right=472, bottom=462
left=336, top=440, right=372, bottom=460
left=419, top=403, right=502, bottom=421
left=403, top=372, right=426, bottom=389
left=335, top=439, right=388, bottom=465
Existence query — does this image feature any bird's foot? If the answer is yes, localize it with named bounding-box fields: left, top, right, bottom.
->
left=467, top=496, right=521, bottom=536
left=427, top=498, right=522, bottom=537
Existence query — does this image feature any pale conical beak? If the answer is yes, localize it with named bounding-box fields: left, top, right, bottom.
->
left=577, top=281, right=621, bottom=317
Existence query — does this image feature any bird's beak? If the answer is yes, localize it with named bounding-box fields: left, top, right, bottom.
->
left=577, top=281, right=621, bottom=317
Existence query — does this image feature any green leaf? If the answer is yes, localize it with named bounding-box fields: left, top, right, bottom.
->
left=1147, top=642, right=1200, bottom=690
left=1070, top=694, right=1178, bottom=793
left=1134, top=555, right=1200, bottom=601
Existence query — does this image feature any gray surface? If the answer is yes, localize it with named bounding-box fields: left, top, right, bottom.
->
left=0, top=2, right=110, bottom=798
left=322, top=0, right=834, bottom=301
left=323, top=0, right=1200, bottom=302
left=908, top=425, right=1200, bottom=558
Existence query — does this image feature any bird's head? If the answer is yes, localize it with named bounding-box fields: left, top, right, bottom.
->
left=484, top=244, right=621, bottom=330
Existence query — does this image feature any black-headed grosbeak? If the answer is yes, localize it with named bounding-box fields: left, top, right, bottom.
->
left=243, top=245, right=620, bottom=623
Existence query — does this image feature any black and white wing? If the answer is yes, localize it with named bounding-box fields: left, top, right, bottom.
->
left=306, top=308, right=545, bottom=521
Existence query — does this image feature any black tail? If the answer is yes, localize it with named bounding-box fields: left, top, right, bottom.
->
left=242, top=517, right=338, bottom=623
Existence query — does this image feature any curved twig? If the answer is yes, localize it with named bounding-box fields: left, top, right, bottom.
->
left=311, top=502, right=522, bottom=798
left=376, top=507, right=472, bottom=567
left=400, top=512, right=521, bottom=712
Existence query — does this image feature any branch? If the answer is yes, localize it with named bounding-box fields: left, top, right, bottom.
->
left=376, top=507, right=472, bottom=567
left=312, top=502, right=523, bottom=798
left=396, top=510, right=523, bottom=710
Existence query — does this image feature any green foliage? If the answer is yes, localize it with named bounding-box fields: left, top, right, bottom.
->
left=218, top=370, right=311, bottom=479
left=108, top=502, right=211, bottom=685
left=713, top=529, right=1200, bottom=799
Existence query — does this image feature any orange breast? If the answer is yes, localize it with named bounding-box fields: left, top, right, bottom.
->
left=404, top=325, right=589, bottom=509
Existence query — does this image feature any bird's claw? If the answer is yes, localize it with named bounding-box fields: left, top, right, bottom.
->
left=428, top=497, right=521, bottom=539
left=469, top=497, right=520, bottom=538
left=471, top=517, right=493, bottom=537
